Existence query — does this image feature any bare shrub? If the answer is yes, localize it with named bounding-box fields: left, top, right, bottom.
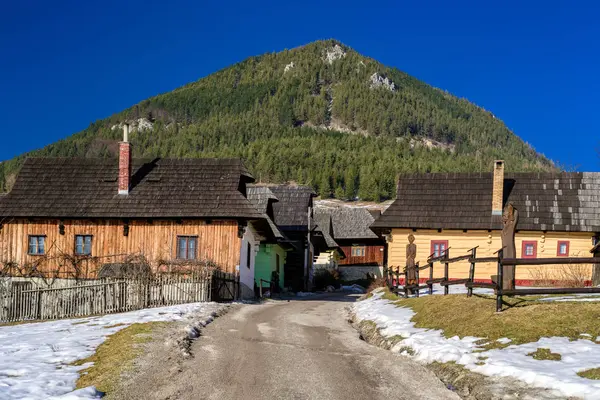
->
left=528, top=264, right=590, bottom=288
left=367, top=277, right=387, bottom=294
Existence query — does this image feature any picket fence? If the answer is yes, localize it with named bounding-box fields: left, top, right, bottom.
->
left=0, top=270, right=237, bottom=323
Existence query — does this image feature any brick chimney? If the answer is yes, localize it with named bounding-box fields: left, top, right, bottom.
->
left=492, top=160, right=504, bottom=215
left=118, top=123, right=132, bottom=195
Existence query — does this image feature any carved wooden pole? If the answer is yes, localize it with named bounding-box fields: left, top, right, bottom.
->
left=501, top=203, right=518, bottom=291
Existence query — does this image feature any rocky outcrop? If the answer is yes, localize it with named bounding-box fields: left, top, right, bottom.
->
left=323, top=45, right=346, bottom=64
left=284, top=61, right=295, bottom=73
left=111, top=118, right=154, bottom=132
left=369, top=73, right=396, bottom=92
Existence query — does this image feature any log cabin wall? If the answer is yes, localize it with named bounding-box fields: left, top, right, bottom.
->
left=0, top=219, right=241, bottom=277
left=337, top=240, right=385, bottom=266
left=388, top=228, right=596, bottom=283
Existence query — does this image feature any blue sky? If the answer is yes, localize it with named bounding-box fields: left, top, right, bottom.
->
left=1, top=0, right=598, bottom=170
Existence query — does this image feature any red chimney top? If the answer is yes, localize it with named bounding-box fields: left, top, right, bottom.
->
left=118, top=123, right=131, bottom=195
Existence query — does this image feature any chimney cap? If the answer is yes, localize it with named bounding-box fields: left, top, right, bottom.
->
left=122, top=123, right=130, bottom=143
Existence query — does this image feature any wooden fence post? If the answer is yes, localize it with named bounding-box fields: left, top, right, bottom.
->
left=496, top=249, right=504, bottom=312
left=468, top=247, right=476, bottom=297
left=415, top=262, right=420, bottom=298
left=444, top=250, right=450, bottom=296
left=428, top=262, right=433, bottom=295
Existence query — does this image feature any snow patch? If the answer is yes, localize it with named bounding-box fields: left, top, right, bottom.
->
left=0, top=302, right=222, bottom=400
left=369, top=73, right=396, bottom=92
left=323, top=44, right=346, bottom=64
left=354, top=291, right=600, bottom=399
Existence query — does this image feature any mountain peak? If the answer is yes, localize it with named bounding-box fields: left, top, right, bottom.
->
left=0, top=40, right=555, bottom=199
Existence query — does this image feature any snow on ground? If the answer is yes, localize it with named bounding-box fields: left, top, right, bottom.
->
left=0, top=302, right=223, bottom=400
left=354, top=290, right=600, bottom=399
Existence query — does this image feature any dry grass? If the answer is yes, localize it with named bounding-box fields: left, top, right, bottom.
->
left=578, top=368, right=600, bottom=380
left=527, top=348, right=562, bottom=361
left=391, top=293, right=600, bottom=346
left=74, top=322, right=167, bottom=394
left=366, top=277, right=387, bottom=294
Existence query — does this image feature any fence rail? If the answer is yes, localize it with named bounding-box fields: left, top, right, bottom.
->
left=383, top=247, right=600, bottom=312
left=0, top=270, right=240, bottom=323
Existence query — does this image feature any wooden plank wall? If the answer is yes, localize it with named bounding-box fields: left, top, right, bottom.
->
left=0, top=219, right=241, bottom=277
left=388, top=228, right=595, bottom=282
left=338, top=244, right=385, bottom=266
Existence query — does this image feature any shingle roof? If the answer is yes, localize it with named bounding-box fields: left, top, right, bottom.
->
left=0, top=157, right=264, bottom=219
left=268, top=185, right=316, bottom=230
left=372, top=172, right=600, bottom=232
left=312, top=210, right=339, bottom=248
left=247, top=186, right=284, bottom=239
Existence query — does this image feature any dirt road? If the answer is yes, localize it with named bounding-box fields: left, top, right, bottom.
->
left=114, top=294, right=458, bottom=400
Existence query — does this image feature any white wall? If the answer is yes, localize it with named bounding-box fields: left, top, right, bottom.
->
left=238, top=223, right=260, bottom=300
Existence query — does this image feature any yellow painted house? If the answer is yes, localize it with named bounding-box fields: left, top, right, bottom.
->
left=371, top=161, right=600, bottom=284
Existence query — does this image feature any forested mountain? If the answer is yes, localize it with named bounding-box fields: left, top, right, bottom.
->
left=0, top=40, right=554, bottom=200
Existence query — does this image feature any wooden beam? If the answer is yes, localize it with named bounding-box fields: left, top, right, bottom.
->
left=501, top=257, right=600, bottom=266
left=440, top=279, right=471, bottom=286
left=502, top=287, right=600, bottom=296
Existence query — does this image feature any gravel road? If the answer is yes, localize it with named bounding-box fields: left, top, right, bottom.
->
left=113, top=294, right=458, bottom=400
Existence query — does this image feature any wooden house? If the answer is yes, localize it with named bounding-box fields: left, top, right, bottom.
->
left=0, top=126, right=273, bottom=299
left=371, top=161, right=600, bottom=285
left=314, top=207, right=386, bottom=280
left=247, top=186, right=294, bottom=292
left=266, top=185, right=320, bottom=291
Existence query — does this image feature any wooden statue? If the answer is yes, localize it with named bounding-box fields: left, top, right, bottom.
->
left=501, top=203, right=518, bottom=290
left=406, top=234, right=417, bottom=291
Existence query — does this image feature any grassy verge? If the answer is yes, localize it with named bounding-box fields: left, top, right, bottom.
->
left=578, top=368, right=600, bottom=380
left=73, top=322, right=168, bottom=394
left=386, top=293, right=600, bottom=347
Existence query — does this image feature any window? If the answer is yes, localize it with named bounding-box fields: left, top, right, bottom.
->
left=177, top=236, right=197, bottom=260
left=276, top=254, right=280, bottom=274
left=351, top=246, right=366, bottom=257
left=557, top=241, right=570, bottom=256
left=246, top=243, right=252, bottom=269
left=28, top=236, right=46, bottom=255
left=75, top=235, right=93, bottom=256
left=522, top=241, right=537, bottom=258
left=430, top=240, right=448, bottom=258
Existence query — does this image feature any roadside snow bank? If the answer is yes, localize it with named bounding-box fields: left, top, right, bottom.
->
left=0, top=302, right=223, bottom=400
left=354, top=290, right=600, bottom=399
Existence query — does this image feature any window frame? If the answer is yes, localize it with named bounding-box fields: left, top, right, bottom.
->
left=521, top=241, right=537, bottom=259
left=176, top=236, right=198, bottom=260
left=557, top=240, right=570, bottom=257
left=28, top=235, right=46, bottom=256
left=430, top=240, right=449, bottom=258
left=74, top=235, right=93, bottom=256
left=351, top=246, right=366, bottom=257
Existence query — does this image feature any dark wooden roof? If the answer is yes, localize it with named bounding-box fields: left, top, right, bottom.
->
left=372, top=172, right=600, bottom=232
left=315, top=207, right=379, bottom=240
left=0, top=157, right=264, bottom=219
left=247, top=186, right=284, bottom=240
left=268, top=185, right=316, bottom=230
left=312, top=210, right=339, bottom=248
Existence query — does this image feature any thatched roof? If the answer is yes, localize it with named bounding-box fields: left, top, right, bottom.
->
left=372, top=172, right=600, bottom=232
left=0, top=157, right=263, bottom=220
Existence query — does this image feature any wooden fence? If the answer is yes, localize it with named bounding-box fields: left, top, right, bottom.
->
left=383, top=247, right=600, bottom=312
left=0, top=270, right=240, bottom=323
